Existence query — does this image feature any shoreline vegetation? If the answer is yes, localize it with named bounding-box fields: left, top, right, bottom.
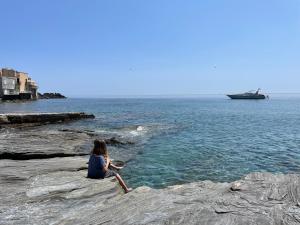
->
left=0, top=113, right=300, bottom=224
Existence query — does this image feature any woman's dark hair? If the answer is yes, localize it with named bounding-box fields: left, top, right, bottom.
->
left=92, top=139, right=108, bottom=157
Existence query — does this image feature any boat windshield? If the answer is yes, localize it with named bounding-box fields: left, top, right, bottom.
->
left=245, top=89, right=261, bottom=94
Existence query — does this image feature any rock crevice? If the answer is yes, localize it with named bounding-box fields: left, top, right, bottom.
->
left=0, top=152, right=87, bottom=160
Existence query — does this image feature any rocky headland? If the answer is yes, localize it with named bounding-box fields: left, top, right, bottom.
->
left=38, top=92, right=66, bottom=99
left=0, top=114, right=300, bottom=225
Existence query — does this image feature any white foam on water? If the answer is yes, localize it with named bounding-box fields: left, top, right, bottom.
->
left=130, top=126, right=147, bottom=136
left=136, top=125, right=144, bottom=131
left=94, top=125, right=148, bottom=138
left=93, top=123, right=174, bottom=144
left=93, top=128, right=111, bottom=134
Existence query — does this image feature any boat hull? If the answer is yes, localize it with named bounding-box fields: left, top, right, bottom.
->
left=227, top=94, right=266, bottom=100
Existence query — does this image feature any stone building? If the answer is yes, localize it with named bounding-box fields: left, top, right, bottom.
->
left=0, top=68, right=38, bottom=100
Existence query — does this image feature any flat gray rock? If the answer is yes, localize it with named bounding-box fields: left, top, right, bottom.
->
left=0, top=112, right=95, bottom=125
left=1, top=124, right=299, bottom=225
left=0, top=127, right=92, bottom=159
left=0, top=126, right=135, bottom=160
left=1, top=155, right=300, bottom=225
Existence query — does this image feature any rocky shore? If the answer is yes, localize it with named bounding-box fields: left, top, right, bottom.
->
left=0, top=112, right=95, bottom=127
left=1, top=156, right=300, bottom=225
left=0, top=117, right=300, bottom=224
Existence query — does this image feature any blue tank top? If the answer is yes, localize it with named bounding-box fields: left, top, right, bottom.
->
left=87, top=154, right=106, bottom=178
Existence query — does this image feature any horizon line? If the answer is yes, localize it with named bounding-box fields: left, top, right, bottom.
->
left=65, top=92, right=300, bottom=98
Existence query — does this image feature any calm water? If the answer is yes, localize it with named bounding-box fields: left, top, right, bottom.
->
left=1, top=96, right=300, bottom=188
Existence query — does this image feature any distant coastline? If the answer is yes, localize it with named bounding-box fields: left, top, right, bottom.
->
left=38, top=92, right=66, bottom=99
left=0, top=68, right=67, bottom=102
left=0, top=92, right=66, bottom=102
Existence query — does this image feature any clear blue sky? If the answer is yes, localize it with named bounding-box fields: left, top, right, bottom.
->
left=0, top=0, right=299, bottom=97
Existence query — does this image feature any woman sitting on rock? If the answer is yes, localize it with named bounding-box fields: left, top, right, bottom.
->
left=88, top=139, right=132, bottom=193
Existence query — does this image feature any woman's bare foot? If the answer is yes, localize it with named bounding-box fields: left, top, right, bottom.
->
left=125, top=188, right=133, bottom=193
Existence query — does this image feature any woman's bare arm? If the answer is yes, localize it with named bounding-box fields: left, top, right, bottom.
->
left=109, top=163, right=123, bottom=170
left=102, top=156, right=110, bottom=173
left=105, top=156, right=111, bottom=170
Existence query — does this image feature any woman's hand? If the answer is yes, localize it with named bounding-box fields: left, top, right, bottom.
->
left=115, top=166, right=123, bottom=170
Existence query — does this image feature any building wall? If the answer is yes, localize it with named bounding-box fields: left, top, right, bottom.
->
left=17, top=72, right=29, bottom=93
left=31, top=86, right=38, bottom=99
left=0, top=69, right=19, bottom=97
left=2, top=68, right=17, bottom=77
left=0, top=77, right=2, bottom=96
left=0, top=68, right=38, bottom=99
left=28, top=80, right=38, bottom=99
left=0, top=76, right=18, bottom=96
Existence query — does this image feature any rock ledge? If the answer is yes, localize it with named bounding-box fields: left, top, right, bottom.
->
left=1, top=156, right=300, bottom=225
left=0, top=112, right=95, bottom=126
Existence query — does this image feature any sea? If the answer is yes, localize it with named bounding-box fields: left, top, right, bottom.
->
left=1, top=95, right=300, bottom=188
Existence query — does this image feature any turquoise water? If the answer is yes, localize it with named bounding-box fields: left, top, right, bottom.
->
left=1, top=96, right=300, bottom=188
